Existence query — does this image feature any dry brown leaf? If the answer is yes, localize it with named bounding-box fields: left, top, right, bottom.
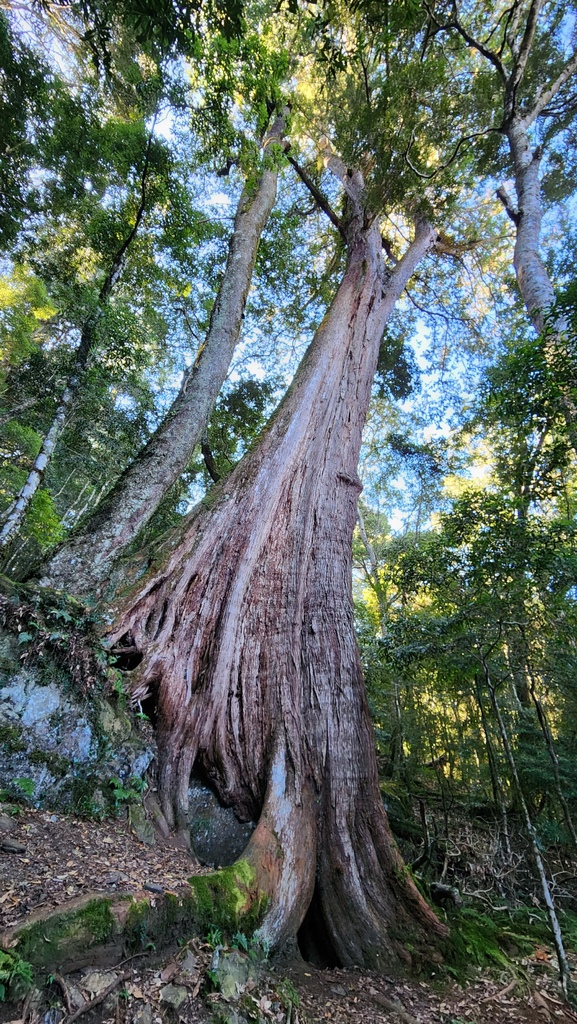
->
left=160, top=963, right=178, bottom=983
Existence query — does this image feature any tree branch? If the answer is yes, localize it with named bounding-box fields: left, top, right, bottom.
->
left=523, top=48, right=577, bottom=125
left=505, top=0, right=523, bottom=58
left=405, top=124, right=499, bottom=180
left=424, top=1, right=507, bottom=82
left=201, top=432, right=221, bottom=483
left=496, top=185, right=520, bottom=224
left=388, top=217, right=437, bottom=296
left=507, top=0, right=542, bottom=103
left=359, top=49, right=372, bottom=108
left=286, top=153, right=345, bottom=238
left=100, top=113, right=157, bottom=303
left=64, top=974, right=129, bottom=1024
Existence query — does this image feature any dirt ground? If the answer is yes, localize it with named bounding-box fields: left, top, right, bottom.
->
left=0, top=807, right=198, bottom=932
left=1, top=807, right=577, bottom=1024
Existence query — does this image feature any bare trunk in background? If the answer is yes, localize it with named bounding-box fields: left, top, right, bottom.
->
left=502, top=121, right=577, bottom=453
left=0, top=127, right=156, bottom=554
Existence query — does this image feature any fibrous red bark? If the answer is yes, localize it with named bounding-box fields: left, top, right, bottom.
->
left=104, top=161, right=445, bottom=966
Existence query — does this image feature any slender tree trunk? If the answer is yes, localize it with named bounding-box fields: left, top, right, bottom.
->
left=500, top=121, right=577, bottom=452
left=103, top=174, right=444, bottom=963
left=507, top=619, right=577, bottom=846
left=474, top=675, right=512, bottom=863
left=356, top=507, right=407, bottom=781
left=41, top=115, right=286, bottom=598
left=522, top=654, right=577, bottom=848
left=0, top=126, right=156, bottom=556
left=482, top=657, right=571, bottom=996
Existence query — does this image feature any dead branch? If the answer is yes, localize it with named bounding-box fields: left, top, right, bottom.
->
left=371, top=992, right=419, bottom=1024
left=64, top=973, right=129, bottom=1024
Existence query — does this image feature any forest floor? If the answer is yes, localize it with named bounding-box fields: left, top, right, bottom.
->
left=1, top=807, right=577, bottom=1024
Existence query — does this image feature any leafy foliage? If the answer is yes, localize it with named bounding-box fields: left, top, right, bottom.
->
left=0, top=950, right=32, bottom=1002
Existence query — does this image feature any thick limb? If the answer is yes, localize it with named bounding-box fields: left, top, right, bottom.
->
left=41, top=116, right=286, bottom=596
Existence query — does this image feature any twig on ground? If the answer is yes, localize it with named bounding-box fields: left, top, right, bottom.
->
left=116, top=951, right=151, bottom=968
left=64, top=972, right=129, bottom=1024
left=54, top=973, right=73, bottom=1015
left=481, top=979, right=517, bottom=1002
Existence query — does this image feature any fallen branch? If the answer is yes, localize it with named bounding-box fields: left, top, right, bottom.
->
left=481, top=979, right=517, bottom=1002
left=54, top=973, right=73, bottom=1015
left=115, top=951, right=152, bottom=968
left=372, top=992, right=418, bottom=1024
left=532, top=990, right=552, bottom=1020
left=463, top=889, right=510, bottom=912
left=65, top=972, right=128, bottom=1024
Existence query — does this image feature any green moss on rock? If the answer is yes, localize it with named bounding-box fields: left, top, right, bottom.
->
left=0, top=724, right=26, bottom=753
left=124, top=892, right=199, bottom=951
left=440, top=907, right=513, bottom=981
left=14, top=898, right=116, bottom=972
left=27, top=749, right=69, bottom=775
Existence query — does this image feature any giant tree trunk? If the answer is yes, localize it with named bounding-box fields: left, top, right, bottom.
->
left=41, top=115, right=285, bottom=597
left=105, top=167, right=445, bottom=966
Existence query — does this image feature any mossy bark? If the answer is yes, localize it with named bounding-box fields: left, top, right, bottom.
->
left=1, top=890, right=200, bottom=974
left=1, top=896, right=125, bottom=974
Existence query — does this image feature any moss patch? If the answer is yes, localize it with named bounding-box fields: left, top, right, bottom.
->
left=188, top=860, right=267, bottom=938
left=27, top=749, right=69, bottom=776
left=124, top=892, right=200, bottom=952
left=14, top=898, right=116, bottom=972
left=440, top=907, right=515, bottom=981
left=0, top=724, right=26, bottom=754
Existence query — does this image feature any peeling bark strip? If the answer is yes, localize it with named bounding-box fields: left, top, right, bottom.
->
left=106, top=167, right=443, bottom=964
left=43, top=115, right=287, bottom=596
